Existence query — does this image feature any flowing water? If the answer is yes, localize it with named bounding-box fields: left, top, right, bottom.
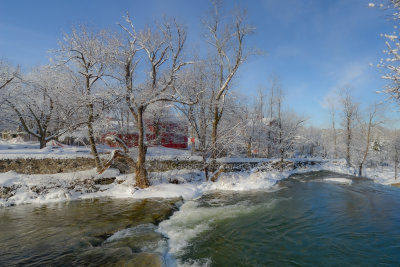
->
left=158, top=171, right=400, bottom=266
left=0, top=198, right=181, bottom=266
left=1, top=171, right=400, bottom=266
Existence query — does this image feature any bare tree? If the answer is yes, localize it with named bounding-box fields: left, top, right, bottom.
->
left=3, top=66, right=85, bottom=148
left=55, top=26, right=112, bottom=171
left=238, top=88, right=270, bottom=158
left=204, top=1, right=255, bottom=161
left=244, top=105, right=256, bottom=158
left=378, top=0, right=400, bottom=105
left=266, top=76, right=281, bottom=158
left=0, top=60, right=19, bottom=90
left=114, top=14, right=194, bottom=188
left=356, top=103, right=385, bottom=176
left=274, top=87, right=305, bottom=170
left=322, top=90, right=340, bottom=159
left=328, top=102, right=338, bottom=158
left=176, top=61, right=252, bottom=180
left=297, top=126, right=326, bottom=158
left=173, top=62, right=216, bottom=179
left=340, top=88, right=359, bottom=167
left=391, top=132, right=400, bottom=179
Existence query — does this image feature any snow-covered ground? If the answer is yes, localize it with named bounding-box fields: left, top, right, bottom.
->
left=0, top=167, right=282, bottom=207
left=1, top=159, right=399, bottom=207
left=135, top=146, right=202, bottom=161
left=0, top=139, right=199, bottom=160
left=320, top=158, right=400, bottom=185
left=1, top=140, right=400, bottom=207
left=0, top=139, right=96, bottom=159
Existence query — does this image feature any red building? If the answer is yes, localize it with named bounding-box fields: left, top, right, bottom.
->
left=101, top=120, right=188, bottom=149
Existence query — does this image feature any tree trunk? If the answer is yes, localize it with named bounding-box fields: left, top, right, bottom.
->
left=198, top=116, right=208, bottom=181
left=191, top=127, right=195, bottom=156
left=346, top=118, right=351, bottom=167
left=332, top=111, right=338, bottom=159
left=211, top=106, right=219, bottom=161
left=333, top=127, right=338, bottom=158
left=359, top=122, right=372, bottom=177
left=85, top=76, right=102, bottom=172
left=203, top=153, right=209, bottom=182
left=267, top=129, right=272, bottom=158
left=395, top=152, right=399, bottom=180
left=87, top=105, right=102, bottom=171
left=135, top=107, right=150, bottom=188
left=277, top=95, right=283, bottom=172
left=191, top=140, right=195, bottom=155
left=39, top=135, right=46, bottom=149
left=247, top=137, right=252, bottom=158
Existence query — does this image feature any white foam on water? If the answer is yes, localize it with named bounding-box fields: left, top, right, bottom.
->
left=132, top=183, right=203, bottom=200
left=105, top=223, right=157, bottom=243
left=157, top=198, right=277, bottom=266
left=207, top=171, right=284, bottom=192
left=323, top=178, right=353, bottom=185
left=176, top=258, right=212, bottom=267
left=104, top=223, right=169, bottom=257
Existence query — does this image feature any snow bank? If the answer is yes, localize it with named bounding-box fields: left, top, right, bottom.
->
left=315, top=159, right=400, bottom=185
left=129, top=146, right=200, bottom=161
left=1, top=152, right=399, bottom=207
left=0, top=168, right=132, bottom=206
left=0, top=140, right=197, bottom=161
left=0, top=167, right=287, bottom=207
left=0, top=172, right=19, bottom=187
left=0, top=140, right=97, bottom=159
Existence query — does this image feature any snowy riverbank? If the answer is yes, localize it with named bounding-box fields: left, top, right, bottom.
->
left=1, top=139, right=399, bottom=207
left=1, top=158, right=399, bottom=207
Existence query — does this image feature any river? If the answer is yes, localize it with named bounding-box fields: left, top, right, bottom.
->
left=1, top=171, right=400, bottom=266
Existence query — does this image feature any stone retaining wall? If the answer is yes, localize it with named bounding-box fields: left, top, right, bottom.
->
left=0, top=158, right=97, bottom=174
left=0, top=157, right=323, bottom=175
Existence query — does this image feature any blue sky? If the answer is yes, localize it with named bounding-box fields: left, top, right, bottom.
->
left=0, top=0, right=398, bottom=127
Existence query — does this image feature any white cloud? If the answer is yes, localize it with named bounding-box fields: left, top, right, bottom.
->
left=320, top=61, right=368, bottom=109
left=320, top=87, right=340, bottom=109
left=337, top=62, right=366, bottom=85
